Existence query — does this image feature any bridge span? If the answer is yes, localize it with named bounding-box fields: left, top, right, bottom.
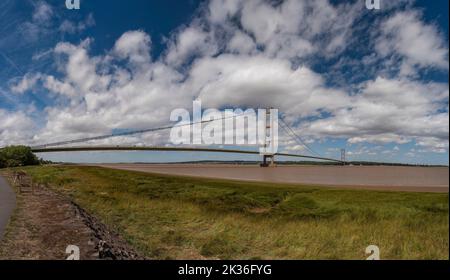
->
left=31, top=145, right=344, bottom=164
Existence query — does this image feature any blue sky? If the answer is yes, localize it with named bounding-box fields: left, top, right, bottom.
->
left=0, top=0, right=448, bottom=165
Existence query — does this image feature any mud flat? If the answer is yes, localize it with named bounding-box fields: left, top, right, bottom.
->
left=95, top=164, right=449, bottom=193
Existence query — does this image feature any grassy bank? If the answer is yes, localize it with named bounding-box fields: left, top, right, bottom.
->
left=18, top=165, right=449, bottom=259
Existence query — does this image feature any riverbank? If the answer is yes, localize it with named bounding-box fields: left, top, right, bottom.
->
left=0, top=170, right=143, bottom=260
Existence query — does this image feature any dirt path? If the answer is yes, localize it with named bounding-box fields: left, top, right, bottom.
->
left=0, top=176, right=15, bottom=240
left=0, top=172, right=143, bottom=260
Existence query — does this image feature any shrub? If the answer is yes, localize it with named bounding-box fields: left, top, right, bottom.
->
left=0, top=146, right=40, bottom=168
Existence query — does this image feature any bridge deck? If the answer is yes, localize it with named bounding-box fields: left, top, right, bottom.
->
left=31, top=146, right=344, bottom=163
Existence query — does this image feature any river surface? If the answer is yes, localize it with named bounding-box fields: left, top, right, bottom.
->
left=92, top=164, right=449, bottom=193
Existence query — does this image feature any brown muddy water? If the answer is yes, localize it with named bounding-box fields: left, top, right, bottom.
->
left=93, top=164, right=449, bottom=193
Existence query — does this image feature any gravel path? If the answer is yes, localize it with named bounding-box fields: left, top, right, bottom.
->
left=0, top=176, right=15, bottom=240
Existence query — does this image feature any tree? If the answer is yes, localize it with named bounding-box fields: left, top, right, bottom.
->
left=0, top=153, right=6, bottom=168
left=0, top=146, right=40, bottom=168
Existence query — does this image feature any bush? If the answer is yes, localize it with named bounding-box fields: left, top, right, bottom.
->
left=0, top=146, right=40, bottom=168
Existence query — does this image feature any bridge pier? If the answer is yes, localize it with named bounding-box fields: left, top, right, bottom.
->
left=260, top=155, right=275, bottom=167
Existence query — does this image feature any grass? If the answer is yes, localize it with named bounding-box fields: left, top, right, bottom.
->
left=15, top=165, right=449, bottom=259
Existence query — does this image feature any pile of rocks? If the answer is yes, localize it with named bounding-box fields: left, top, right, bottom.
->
left=72, top=201, right=145, bottom=260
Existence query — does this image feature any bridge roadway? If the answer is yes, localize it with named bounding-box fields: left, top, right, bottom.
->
left=31, top=145, right=344, bottom=163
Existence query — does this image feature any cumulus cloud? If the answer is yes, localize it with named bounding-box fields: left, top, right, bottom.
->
left=114, top=30, right=152, bottom=65
left=302, top=77, right=449, bottom=150
left=226, top=31, right=257, bottom=54
left=165, top=25, right=218, bottom=67
left=25, top=37, right=191, bottom=145
left=376, top=11, right=449, bottom=76
left=0, top=109, right=36, bottom=146
left=189, top=55, right=349, bottom=117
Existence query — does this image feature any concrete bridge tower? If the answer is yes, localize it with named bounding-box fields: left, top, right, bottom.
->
left=261, top=108, right=276, bottom=167
left=341, top=148, right=346, bottom=165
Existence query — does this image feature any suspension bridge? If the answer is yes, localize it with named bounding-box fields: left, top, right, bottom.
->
left=28, top=111, right=345, bottom=166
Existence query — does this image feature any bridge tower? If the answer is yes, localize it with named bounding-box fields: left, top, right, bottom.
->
left=341, top=148, right=346, bottom=164
left=261, top=108, right=275, bottom=167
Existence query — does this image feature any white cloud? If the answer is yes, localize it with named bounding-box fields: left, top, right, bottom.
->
left=303, top=77, right=449, bottom=151
left=26, top=37, right=191, bottom=145
left=207, top=0, right=242, bottom=24
left=59, top=13, right=95, bottom=34
left=165, top=25, right=218, bottom=66
left=114, top=30, right=152, bottom=65
left=189, top=54, right=349, bottom=117
left=19, top=1, right=54, bottom=42
left=221, top=0, right=361, bottom=59
left=415, top=137, right=449, bottom=154
left=10, top=73, right=42, bottom=94
left=376, top=11, right=449, bottom=75
left=226, top=31, right=257, bottom=54
left=32, top=1, right=53, bottom=24
left=0, top=109, right=36, bottom=146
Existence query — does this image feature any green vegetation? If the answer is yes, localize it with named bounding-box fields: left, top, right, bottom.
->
left=20, top=165, right=449, bottom=259
left=0, top=146, right=40, bottom=168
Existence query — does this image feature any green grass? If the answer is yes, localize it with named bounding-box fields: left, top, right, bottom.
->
left=16, top=165, right=449, bottom=259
